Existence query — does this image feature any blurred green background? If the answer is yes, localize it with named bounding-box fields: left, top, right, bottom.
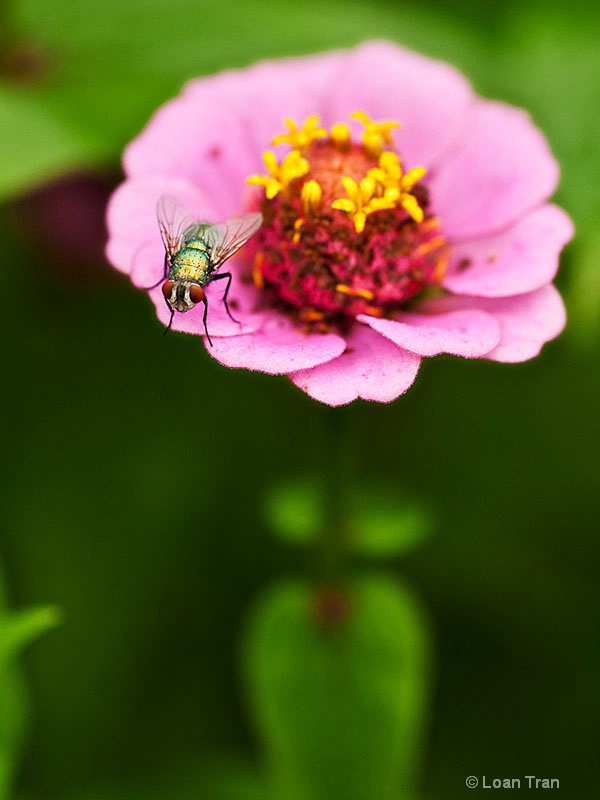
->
left=0, top=0, right=598, bottom=798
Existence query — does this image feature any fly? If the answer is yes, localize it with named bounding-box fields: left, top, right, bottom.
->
left=156, top=194, right=262, bottom=345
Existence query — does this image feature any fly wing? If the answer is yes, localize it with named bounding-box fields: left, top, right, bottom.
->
left=204, top=212, right=263, bottom=269
left=156, top=195, right=205, bottom=258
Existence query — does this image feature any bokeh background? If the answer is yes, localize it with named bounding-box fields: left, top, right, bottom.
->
left=1, top=0, right=598, bottom=798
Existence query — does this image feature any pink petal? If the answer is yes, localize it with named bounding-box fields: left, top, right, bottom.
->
left=123, top=51, right=347, bottom=218
left=484, top=286, right=566, bottom=362
left=328, top=40, right=475, bottom=169
left=422, top=286, right=566, bottom=363
left=430, top=100, right=560, bottom=239
left=443, top=204, right=574, bottom=297
left=123, top=90, right=256, bottom=219
left=358, top=308, right=501, bottom=357
left=289, top=324, right=421, bottom=406
left=207, top=313, right=346, bottom=373
left=184, top=51, right=346, bottom=151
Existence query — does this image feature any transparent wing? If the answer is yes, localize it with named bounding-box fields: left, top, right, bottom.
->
left=204, top=212, right=263, bottom=269
left=156, top=195, right=207, bottom=258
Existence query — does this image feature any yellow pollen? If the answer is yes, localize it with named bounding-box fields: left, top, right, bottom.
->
left=330, top=122, right=351, bottom=150
left=400, top=193, right=425, bottom=224
left=413, top=235, right=447, bottom=258
left=363, top=305, right=384, bottom=317
left=419, top=216, right=441, bottom=233
left=367, top=159, right=399, bottom=189
left=252, top=251, right=265, bottom=289
left=332, top=175, right=400, bottom=233
left=335, top=284, right=375, bottom=301
left=352, top=111, right=400, bottom=158
left=299, top=308, right=326, bottom=322
left=247, top=149, right=309, bottom=199
left=272, top=115, right=327, bottom=150
left=401, top=166, right=427, bottom=192
left=379, top=151, right=402, bottom=179
left=365, top=153, right=427, bottom=223
left=433, top=250, right=450, bottom=282
left=292, top=218, right=304, bottom=243
left=301, top=179, right=323, bottom=214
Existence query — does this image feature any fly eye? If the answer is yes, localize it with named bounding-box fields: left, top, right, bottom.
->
left=162, top=281, right=174, bottom=299
left=189, top=285, right=205, bottom=304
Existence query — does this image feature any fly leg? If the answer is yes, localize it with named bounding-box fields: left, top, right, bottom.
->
left=202, top=296, right=214, bottom=347
left=209, top=272, right=240, bottom=325
left=163, top=295, right=175, bottom=336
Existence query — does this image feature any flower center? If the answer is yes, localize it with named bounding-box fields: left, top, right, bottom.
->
left=246, top=113, right=449, bottom=328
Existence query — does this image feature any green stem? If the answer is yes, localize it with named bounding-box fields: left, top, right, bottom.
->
left=0, top=3, right=17, bottom=52
left=316, top=405, right=359, bottom=586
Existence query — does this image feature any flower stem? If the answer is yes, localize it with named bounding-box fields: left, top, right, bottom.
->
left=316, top=405, right=359, bottom=587
left=0, top=3, right=17, bottom=51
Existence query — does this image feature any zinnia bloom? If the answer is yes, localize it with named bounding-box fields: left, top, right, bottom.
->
left=106, top=41, right=573, bottom=406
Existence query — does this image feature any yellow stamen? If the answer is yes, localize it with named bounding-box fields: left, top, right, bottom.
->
left=433, top=250, right=450, bottom=282
left=400, top=193, right=425, bottom=224
left=419, top=216, right=441, bottom=233
left=367, top=156, right=400, bottom=188
left=335, top=284, right=375, bottom=301
left=363, top=305, right=384, bottom=317
left=247, top=150, right=309, bottom=199
left=401, top=166, right=427, bottom=192
left=252, top=251, right=265, bottom=289
left=330, top=122, right=351, bottom=150
left=272, top=115, right=327, bottom=150
left=299, top=308, right=326, bottom=322
left=301, top=179, right=323, bottom=214
left=292, top=218, right=304, bottom=243
left=382, top=186, right=400, bottom=204
left=352, top=111, right=400, bottom=157
left=332, top=175, right=399, bottom=233
left=355, top=288, right=375, bottom=301
left=413, top=235, right=447, bottom=258
left=379, top=151, right=402, bottom=179
left=371, top=153, right=427, bottom=210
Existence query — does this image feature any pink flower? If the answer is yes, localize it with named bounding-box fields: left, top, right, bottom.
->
left=106, top=41, right=573, bottom=406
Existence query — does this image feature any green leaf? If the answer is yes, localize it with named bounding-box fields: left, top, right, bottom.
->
left=486, top=9, right=599, bottom=233
left=265, top=480, right=434, bottom=556
left=59, top=757, right=272, bottom=800
left=242, top=574, right=431, bottom=800
left=348, top=486, right=435, bottom=557
left=0, top=605, right=61, bottom=661
left=264, top=481, right=322, bottom=546
left=565, top=232, right=600, bottom=349
left=0, top=84, right=96, bottom=199
left=0, top=605, right=60, bottom=800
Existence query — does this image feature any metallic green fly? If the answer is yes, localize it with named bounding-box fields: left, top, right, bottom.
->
left=156, top=195, right=262, bottom=345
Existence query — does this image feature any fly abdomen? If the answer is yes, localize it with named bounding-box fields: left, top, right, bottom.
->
left=172, top=242, right=210, bottom=283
